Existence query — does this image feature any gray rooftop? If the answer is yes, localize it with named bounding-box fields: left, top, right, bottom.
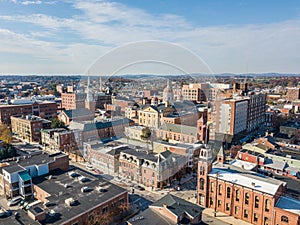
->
left=32, top=169, right=127, bottom=225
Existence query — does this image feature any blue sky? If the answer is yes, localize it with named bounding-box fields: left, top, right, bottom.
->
left=0, top=0, right=300, bottom=75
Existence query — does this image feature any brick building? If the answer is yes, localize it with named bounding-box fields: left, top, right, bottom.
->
left=61, top=93, right=86, bottom=110
left=11, top=115, right=51, bottom=143
left=286, top=87, right=300, bottom=102
left=1, top=151, right=69, bottom=199
left=0, top=101, right=57, bottom=124
left=31, top=169, right=128, bottom=225
left=41, top=128, right=83, bottom=151
left=197, top=146, right=300, bottom=225
left=58, top=108, right=94, bottom=125
left=182, top=83, right=209, bottom=102
left=128, top=194, right=204, bottom=225
left=68, top=117, right=133, bottom=143
left=119, top=148, right=187, bottom=189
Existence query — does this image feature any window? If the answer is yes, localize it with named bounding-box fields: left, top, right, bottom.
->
left=218, top=200, right=221, bottom=207
left=235, top=189, right=240, bottom=201
left=244, top=210, right=248, bottom=218
left=254, top=213, right=258, bottom=222
left=225, top=203, right=230, bottom=211
left=218, top=184, right=223, bottom=195
left=264, top=217, right=269, bottom=225
left=209, top=197, right=213, bottom=206
left=226, top=187, right=231, bottom=198
left=245, top=193, right=250, bottom=205
left=199, top=178, right=204, bottom=190
left=210, top=182, right=215, bottom=192
left=281, top=216, right=289, bottom=223
left=255, top=196, right=259, bottom=208
left=265, top=199, right=270, bottom=212
left=235, top=206, right=239, bottom=215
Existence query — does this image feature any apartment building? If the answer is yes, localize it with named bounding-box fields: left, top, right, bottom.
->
left=197, top=146, right=300, bottom=225
left=0, top=100, right=57, bottom=124
left=246, top=92, right=267, bottom=132
left=215, top=97, right=248, bottom=135
left=182, top=83, right=209, bottom=102
left=61, top=92, right=86, bottom=110
left=11, top=115, right=51, bottom=143
left=1, top=151, right=69, bottom=199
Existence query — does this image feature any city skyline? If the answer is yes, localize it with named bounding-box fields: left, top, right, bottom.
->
left=1, top=0, right=300, bottom=75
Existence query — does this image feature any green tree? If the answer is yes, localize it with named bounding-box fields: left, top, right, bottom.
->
left=51, top=118, right=65, bottom=128
left=141, top=127, right=152, bottom=151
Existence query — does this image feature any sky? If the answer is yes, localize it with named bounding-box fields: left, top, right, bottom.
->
left=0, top=0, right=300, bottom=75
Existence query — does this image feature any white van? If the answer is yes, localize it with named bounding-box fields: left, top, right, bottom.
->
left=7, top=196, right=23, bottom=206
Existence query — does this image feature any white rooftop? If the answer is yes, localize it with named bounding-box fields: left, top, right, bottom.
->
left=276, top=196, right=300, bottom=215
left=229, top=159, right=257, bottom=171
left=209, top=167, right=285, bottom=196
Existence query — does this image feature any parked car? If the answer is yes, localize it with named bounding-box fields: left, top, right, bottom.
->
left=7, top=196, right=23, bottom=207
left=86, top=164, right=93, bottom=171
left=135, top=185, right=145, bottom=191
left=18, top=200, right=26, bottom=207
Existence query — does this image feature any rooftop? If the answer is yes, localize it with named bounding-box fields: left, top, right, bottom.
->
left=209, top=164, right=286, bottom=196
left=32, top=169, right=127, bottom=225
left=160, top=122, right=197, bottom=136
left=1, top=152, right=67, bottom=174
left=276, top=196, right=300, bottom=215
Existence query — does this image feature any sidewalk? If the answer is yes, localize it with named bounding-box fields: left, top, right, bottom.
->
left=203, top=208, right=253, bottom=225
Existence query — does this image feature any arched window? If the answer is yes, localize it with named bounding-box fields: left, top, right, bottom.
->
left=255, top=196, right=259, bottom=208
left=235, top=189, right=240, bottom=201
left=218, top=184, right=223, bottom=195
left=226, top=187, right=231, bottom=198
left=281, top=216, right=289, bottom=223
left=199, top=178, right=205, bottom=190
left=265, top=199, right=270, bottom=212
left=245, top=193, right=250, bottom=205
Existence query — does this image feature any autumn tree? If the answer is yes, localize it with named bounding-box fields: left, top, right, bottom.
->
left=0, top=124, right=12, bottom=144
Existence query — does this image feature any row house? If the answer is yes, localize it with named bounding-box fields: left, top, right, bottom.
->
left=119, top=149, right=187, bottom=189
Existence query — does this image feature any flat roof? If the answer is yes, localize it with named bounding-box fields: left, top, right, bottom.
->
left=209, top=165, right=286, bottom=196
left=32, top=169, right=127, bottom=225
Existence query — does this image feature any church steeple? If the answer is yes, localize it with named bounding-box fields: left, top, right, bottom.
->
left=197, top=144, right=213, bottom=207
left=85, top=72, right=95, bottom=112
left=217, top=144, right=225, bottom=164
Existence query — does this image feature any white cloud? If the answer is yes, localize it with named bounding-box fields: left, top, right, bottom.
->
left=0, top=0, right=300, bottom=74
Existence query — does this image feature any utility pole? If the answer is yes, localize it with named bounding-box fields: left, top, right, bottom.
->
left=213, top=171, right=219, bottom=217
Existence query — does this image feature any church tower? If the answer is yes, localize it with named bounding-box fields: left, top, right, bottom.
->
left=197, top=116, right=207, bottom=143
left=217, top=144, right=225, bottom=164
left=85, top=74, right=95, bottom=112
left=163, top=79, right=174, bottom=105
left=197, top=145, right=213, bottom=207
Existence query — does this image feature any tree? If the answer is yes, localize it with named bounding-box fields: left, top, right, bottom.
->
left=141, top=127, right=152, bottom=151
left=51, top=118, right=65, bottom=128
left=0, top=124, right=12, bottom=144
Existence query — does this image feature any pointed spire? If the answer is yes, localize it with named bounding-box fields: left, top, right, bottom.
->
left=99, top=76, right=103, bottom=92
left=217, top=145, right=225, bottom=157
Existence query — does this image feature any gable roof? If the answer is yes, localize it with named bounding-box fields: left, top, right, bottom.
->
left=150, top=194, right=203, bottom=218
left=61, top=108, right=93, bottom=119
left=160, top=122, right=197, bottom=136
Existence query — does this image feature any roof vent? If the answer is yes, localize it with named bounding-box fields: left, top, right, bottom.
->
left=251, top=182, right=256, bottom=187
